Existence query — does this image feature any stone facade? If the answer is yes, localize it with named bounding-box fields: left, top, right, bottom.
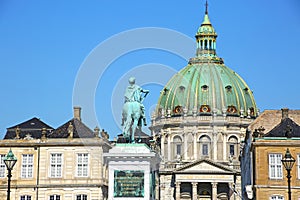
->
left=151, top=114, right=254, bottom=200
left=0, top=139, right=111, bottom=200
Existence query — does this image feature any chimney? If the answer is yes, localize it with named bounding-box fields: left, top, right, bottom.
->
left=73, top=106, right=81, bottom=121
left=281, top=108, right=289, bottom=120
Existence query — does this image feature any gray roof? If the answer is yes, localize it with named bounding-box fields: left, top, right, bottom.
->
left=48, top=118, right=95, bottom=138
left=265, top=118, right=300, bottom=138
left=4, top=117, right=53, bottom=139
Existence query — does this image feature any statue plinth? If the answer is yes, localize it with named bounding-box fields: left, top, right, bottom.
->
left=104, top=143, right=160, bottom=200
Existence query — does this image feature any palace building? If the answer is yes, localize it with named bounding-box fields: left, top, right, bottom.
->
left=150, top=4, right=258, bottom=200
left=241, top=108, right=300, bottom=200
left=0, top=107, right=112, bottom=200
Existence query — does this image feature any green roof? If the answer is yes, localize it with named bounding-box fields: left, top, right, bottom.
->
left=155, top=8, right=257, bottom=118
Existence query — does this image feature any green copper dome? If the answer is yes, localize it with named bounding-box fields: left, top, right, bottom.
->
left=156, top=7, right=257, bottom=118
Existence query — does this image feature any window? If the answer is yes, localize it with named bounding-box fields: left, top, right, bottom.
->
left=269, top=154, right=283, bottom=179
left=50, top=153, right=62, bottom=178
left=0, top=154, right=6, bottom=177
left=77, top=153, right=88, bottom=177
left=202, top=144, right=208, bottom=155
left=21, top=154, right=33, bottom=178
left=20, top=196, right=31, bottom=200
left=176, top=144, right=181, bottom=155
left=49, top=195, right=60, bottom=200
left=270, top=195, right=284, bottom=200
left=172, top=136, right=182, bottom=159
left=230, top=144, right=235, bottom=156
left=228, top=136, right=238, bottom=157
left=76, top=194, right=87, bottom=200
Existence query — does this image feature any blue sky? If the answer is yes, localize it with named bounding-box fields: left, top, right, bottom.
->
left=1, top=0, right=300, bottom=139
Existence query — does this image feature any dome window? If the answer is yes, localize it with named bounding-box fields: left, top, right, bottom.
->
left=174, top=105, right=183, bottom=115
left=179, top=85, right=185, bottom=92
left=201, top=85, right=209, bottom=92
left=225, top=85, right=232, bottom=92
left=244, top=87, right=249, bottom=93
left=227, top=105, right=237, bottom=114
left=200, top=105, right=211, bottom=113
left=162, top=88, right=169, bottom=95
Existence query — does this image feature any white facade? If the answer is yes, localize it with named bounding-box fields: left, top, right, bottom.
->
left=151, top=113, right=253, bottom=200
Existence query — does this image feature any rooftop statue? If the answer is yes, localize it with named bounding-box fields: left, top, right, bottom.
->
left=121, top=77, right=149, bottom=143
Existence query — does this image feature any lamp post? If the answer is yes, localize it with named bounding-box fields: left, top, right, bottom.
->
left=3, top=149, right=17, bottom=200
left=281, top=148, right=295, bottom=200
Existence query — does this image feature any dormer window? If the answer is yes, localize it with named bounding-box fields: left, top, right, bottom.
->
left=201, top=85, right=209, bottom=92
left=179, top=86, right=185, bottom=92
left=244, top=87, right=249, bottom=93
left=225, top=85, right=232, bottom=92
left=162, top=88, right=169, bottom=95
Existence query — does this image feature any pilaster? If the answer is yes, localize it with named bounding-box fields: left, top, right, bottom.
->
left=176, top=182, right=181, bottom=200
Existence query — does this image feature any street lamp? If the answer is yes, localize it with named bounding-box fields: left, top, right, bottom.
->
left=281, top=148, right=295, bottom=200
left=3, top=149, right=17, bottom=200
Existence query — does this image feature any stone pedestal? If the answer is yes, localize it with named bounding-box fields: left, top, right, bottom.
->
left=104, top=143, right=160, bottom=200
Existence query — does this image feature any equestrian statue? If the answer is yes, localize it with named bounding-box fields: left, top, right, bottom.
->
left=121, top=77, right=149, bottom=143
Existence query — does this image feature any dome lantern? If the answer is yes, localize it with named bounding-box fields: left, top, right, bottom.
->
left=195, top=0, right=218, bottom=59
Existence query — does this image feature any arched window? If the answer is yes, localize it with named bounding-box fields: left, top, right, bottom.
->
left=199, top=135, right=211, bottom=158
left=172, top=136, right=182, bottom=160
left=228, top=136, right=239, bottom=158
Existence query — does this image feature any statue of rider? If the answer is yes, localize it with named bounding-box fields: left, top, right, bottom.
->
left=123, top=77, right=149, bottom=126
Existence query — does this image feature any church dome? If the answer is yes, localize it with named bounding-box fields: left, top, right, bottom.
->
left=156, top=7, right=257, bottom=118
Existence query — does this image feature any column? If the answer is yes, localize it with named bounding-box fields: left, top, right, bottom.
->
left=211, top=182, right=218, bottom=200
left=184, top=134, right=187, bottom=160
left=168, top=133, right=171, bottom=161
left=193, top=132, right=197, bottom=160
left=176, top=182, right=181, bottom=200
left=192, top=182, right=198, bottom=200
left=213, top=132, right=217, bottom=160
left=161, top=134, right=165, bottom=159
